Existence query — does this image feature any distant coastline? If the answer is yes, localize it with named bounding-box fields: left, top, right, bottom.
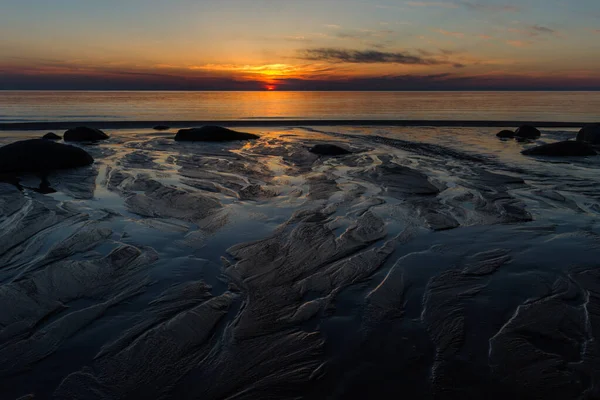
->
left=0, top=120, right=589, bottom=131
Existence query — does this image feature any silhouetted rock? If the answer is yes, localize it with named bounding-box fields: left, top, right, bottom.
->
left=309, top=144, right=352, bottom=156
left=153, top=125, right=170, bottom=131
left=42, top=132, right=62, bottom=140
left=514, top=125, right=541, bottom=140
left=174, top=126, right=259, bottom=142
left=522, top=140, right=596, bottom=157
left=0, top=139, right=94, bottom=173
left=496, top=130, right=515, bottom=139
left=64, top=126, right=109, bottom=142
left=576, top=124, right=600, bottom=145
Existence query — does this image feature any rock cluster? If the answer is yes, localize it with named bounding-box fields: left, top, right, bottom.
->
left=175, top=126, right=259, bottom=142
left=496, top=125, right=541, bottom=140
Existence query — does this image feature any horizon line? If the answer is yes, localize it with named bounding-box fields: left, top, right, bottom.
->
left=2, top=89, right=600, bottom=92
left=0, top=119, right=593, bottom=131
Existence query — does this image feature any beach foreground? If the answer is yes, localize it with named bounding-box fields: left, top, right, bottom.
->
left=1, top=125, right=600, bottom=398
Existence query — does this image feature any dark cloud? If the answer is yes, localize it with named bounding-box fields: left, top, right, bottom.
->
left=531, top=25, right=555, bottom=34
left=1, top=66, right=599, bottom=91
left=275, top=73, right=600, bottom=91
left=300, top=48, right=463, bottom=67
left=0, top=70, right=265, bottom=91
left=508, top=24, right=557, bottom=37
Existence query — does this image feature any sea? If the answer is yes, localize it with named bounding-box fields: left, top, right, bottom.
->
left=0, top=91, right=599, bottom=123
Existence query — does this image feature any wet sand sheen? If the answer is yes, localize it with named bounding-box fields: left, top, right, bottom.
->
left=1, top=126, right=600, bottom=399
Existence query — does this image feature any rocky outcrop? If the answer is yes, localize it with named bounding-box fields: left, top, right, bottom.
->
left=522, top=140, right=596, bottom=157
left=42, top=132, right=61, bottom=140
left=364, top=163, right=441, bottom=197
left=576, top=124, right=600, bottom=145
left=175, top=126, right=259, bottom=142
left=0, top=139, right=94, bottom=173
left=309, top=144, right=352, bottom=156
left=64, top=126, right=109, bottom=142
left=514, top=125, right=541, bottom=140
left=496, top=130, right=516, bottom=139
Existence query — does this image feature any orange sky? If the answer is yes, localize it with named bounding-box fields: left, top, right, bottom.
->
left=1, top=0, right=600, bottom=90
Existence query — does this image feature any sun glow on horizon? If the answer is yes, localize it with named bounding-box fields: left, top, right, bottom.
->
left=188, top=63, right=335, bottom=82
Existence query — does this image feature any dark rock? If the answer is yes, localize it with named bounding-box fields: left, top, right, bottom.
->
left=64, top=126, right=109, bottom=142
left=174, top=126, right=259, bottom=142
left=309, top=144, right=352, bottom=156
left=496, top=130, right=515, bottom=139
left=0, top=139, right=94, bottom=173
left=522, top=140, right=596, bottom=157
left=153, top=125, right=170, bottom=131
left=423, top=210, right=460, bottom=231
left=514, top=125, right=541, bottom=140
left=365, top=163, right=440, bottom=197
left=576, top=123, right=600, bottom=145
left=43, top=132, right=62, bottom=140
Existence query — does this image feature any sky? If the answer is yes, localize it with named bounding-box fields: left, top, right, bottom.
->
left=1, top=0, right=599, bottom=90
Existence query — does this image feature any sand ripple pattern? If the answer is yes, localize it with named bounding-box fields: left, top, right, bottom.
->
left=1, top=126, right=600, bottom=399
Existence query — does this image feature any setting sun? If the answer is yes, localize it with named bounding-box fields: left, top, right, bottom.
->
left=265, top=85, right=276, bottom=91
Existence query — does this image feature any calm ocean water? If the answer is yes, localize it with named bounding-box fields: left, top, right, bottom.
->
left=0, top=91, right=599, bottom=123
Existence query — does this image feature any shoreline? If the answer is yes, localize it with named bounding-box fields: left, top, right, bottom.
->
left=0, top=119, right=591, bottom=131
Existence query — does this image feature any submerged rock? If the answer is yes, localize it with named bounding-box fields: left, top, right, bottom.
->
left=522, top=140, right=596, bottom=157
left=0, top=139, right=94, bottom=173
left=309, top=144, right=352, bottom=156
left=175, top=126, right=259, bottom=142
left=64, top=126, right=109, bottom=142
left=153, top=125, right=170, bottom=131
left=496, top=130, right=516, bottom=139
left=576, top=123, right=600, bottom=145
left=42, top=132, right=61, bottom=140
left=514, top=125, right=541, bottom=140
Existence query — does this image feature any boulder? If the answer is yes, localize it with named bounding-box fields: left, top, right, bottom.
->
left=153, top=125, right=170, bottom=131
left=309, top=144, right=352, bottom=156
left=174, top=126, right=259, bottom=142
left=522, top=140, right=596, bottom=157
left=0, top=139, right=94, bottom=173
left=42, top=132, right=62, bottom=140
left=514, top=125, right=541, bottom=140
left=64, top=126, right=109, bottom=142
left=576, top=124, right=600, bottom=145
left=496, top=130, right=515, bottom=139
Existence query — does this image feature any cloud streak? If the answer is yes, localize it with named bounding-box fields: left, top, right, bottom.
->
left=300, top=48, right=464, bottom=67
left=435, top=29, right=465, bottom=38
left=508, top=24, right=557, bottom=37
left=2, top=62, right=600, bottom=91
left=406, top=1, right=519, bottom=12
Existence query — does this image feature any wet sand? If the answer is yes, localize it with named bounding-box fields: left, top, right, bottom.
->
left=1, top=125, right=600, bottom=399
